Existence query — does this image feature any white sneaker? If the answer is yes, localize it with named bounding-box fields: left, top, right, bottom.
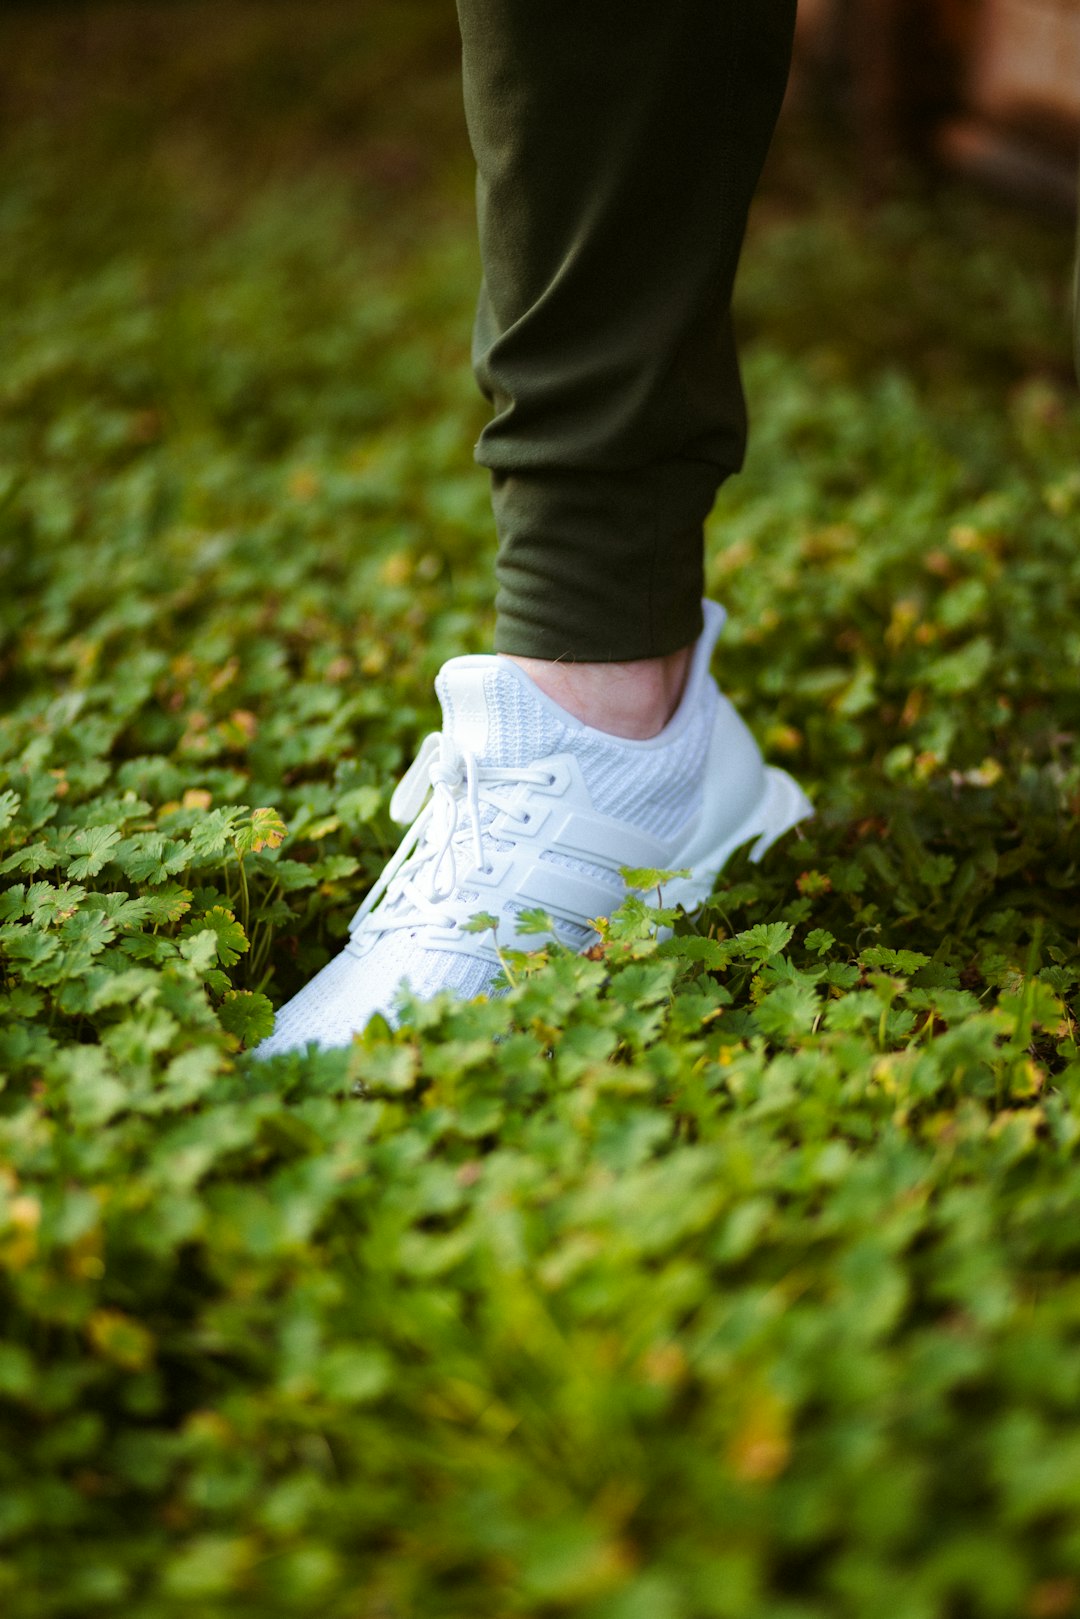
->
left=254, top=601, right=811, bottom=1056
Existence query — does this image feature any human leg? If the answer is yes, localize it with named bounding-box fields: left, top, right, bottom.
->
left=458, top=0, right=797, bottom=664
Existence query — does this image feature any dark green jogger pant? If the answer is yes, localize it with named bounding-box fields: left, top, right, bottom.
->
left=456, top=0, right=797, bottom=663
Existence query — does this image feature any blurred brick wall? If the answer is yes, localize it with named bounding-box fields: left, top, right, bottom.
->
left=795, top=0, right=1079, bottom=205
left=969, top=0, right=1080, bottom=138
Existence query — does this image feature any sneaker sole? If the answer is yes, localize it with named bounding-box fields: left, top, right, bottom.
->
left=659, top=766, right=813, bottom=916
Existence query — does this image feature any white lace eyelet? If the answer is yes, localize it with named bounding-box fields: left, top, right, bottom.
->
left=546, top=773, right=556, bottom=786
left=522, top=814, right=531, bottom=824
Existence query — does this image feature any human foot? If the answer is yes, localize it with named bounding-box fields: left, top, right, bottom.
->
left=254, top=601, right=811, bottom=1056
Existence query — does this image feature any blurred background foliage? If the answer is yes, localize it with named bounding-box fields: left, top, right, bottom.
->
left=4, top=6, right=1080, bottom=1618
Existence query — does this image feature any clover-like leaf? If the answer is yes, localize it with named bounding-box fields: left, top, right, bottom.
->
left=180, top=907, right=249, bottom=967
left=187, top=807, right=248, bottom=862
left=233, top=807, right=287, bottom=856
left=66, top=825, right=123, bottom=879
left=218, top=990, right=274, bottom=1047
left=730, top=922, right=795, bottom=965
left=459, top=911, right=499, bottom=935
left=0, top=789, right=21, bottom=835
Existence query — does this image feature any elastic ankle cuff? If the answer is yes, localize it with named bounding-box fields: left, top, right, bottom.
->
left=490, top=466, right=715, bottom=661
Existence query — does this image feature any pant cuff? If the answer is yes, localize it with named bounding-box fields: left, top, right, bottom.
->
left=490, top=463, right=721, bottom=662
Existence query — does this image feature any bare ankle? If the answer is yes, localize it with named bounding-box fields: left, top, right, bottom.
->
left=500, top=646, right=692, bottom=740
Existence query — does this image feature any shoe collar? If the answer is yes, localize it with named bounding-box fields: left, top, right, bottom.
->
left=435, top=598, right=726, bottom=760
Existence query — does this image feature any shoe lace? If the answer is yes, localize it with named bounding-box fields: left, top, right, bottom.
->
left=348, top=733, right=554, bottom=938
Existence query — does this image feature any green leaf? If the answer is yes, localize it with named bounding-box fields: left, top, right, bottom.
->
left=336, top=785, right=382, bottom=825
left=316, top=1345, right=391, bottom=1404
left=66, top=825, right=122, bottom=879
left=141, top=884, right=193, bottom=923
left=754, top=980, right=821, bottom=1039
left=924, top=635, right=994, bottom=695
left=621, top=865, right=691, bottom=889
left=657, top=934, right=733, bottom=970
left=512, top=906, right=557, bottom=937
left=0, top=789, right=21, bottom=834
left=177, top=931, right=219, bottom=975
left=218, top=990, right=274, bottom=1046
left=180, top=907, right=249, bottom=967
left=115, top=835, right=191, bottom=884
left=57, top=1045, right=128, bottom=1129
left=861, top=946, right=931, bottom=975
left=187, top=807, right=248, bottom=861
left=730, top=922, right=794, bottom=964
left=0, top=885, right=28, bottom=923
left=460, top=911, right=499, bottom=935
left=0, top=842, right=60, bottom=875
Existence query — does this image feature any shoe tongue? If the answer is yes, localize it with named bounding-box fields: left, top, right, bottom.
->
left=435, top=656, right=534, bottom=766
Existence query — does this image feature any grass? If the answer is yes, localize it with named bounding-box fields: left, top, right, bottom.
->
left=2, top=4, right=1080, bottom=1615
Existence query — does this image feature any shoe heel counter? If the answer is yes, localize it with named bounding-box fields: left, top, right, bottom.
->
left=677, top=696, right=768, bottom=867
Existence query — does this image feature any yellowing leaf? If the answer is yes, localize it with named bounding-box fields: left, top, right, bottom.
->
left=87, top=1309, right=154, bottom=1371
left=235, top=807, right=287, bottom=855
left=728, top=1388, right=791, bottom=1483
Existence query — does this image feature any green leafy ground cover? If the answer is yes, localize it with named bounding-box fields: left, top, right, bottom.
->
left=3, top=5, right=1080, bottom=1615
